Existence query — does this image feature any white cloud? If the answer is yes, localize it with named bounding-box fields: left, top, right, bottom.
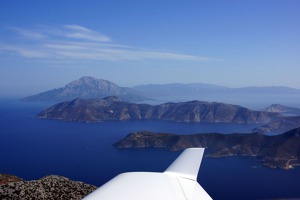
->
left=64, top=25, right=91, bottom=32
left=0, top=25, right=212, bottom=63
left=63, top=25, right=111, bottom=42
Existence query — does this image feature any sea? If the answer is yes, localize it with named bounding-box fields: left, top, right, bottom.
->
left=0, top=99, right=300, bottom=200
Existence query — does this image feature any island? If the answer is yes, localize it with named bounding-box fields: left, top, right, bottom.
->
left=22, top=76, right=148, bottom=102
left=114, top=127, right=300, bottom=169
left=253, top=116, right=300, bottom=134
left=37, top=96, right=280, bottom=124
left=264, top=104, right=300, bottom=115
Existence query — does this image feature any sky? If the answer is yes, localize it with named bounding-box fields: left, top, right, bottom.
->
left=0, top=0, right=299, bottom=97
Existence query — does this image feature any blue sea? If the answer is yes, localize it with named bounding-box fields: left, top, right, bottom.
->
left=0, top=99, right=300, bottom=200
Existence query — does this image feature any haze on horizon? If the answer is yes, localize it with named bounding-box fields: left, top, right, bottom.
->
left=0, top=0, right=299, bottom=97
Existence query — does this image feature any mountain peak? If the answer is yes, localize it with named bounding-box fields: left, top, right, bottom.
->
left=78, top=76, right=111, bottom=84
left=78, top=76, right=100, bottom=84
left=22, top=76, right=147, bottom=102
left=66, top=76, right=116, bottom=88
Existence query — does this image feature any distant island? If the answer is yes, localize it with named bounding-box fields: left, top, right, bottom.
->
left=22, top=76, right=300, bottom=106
left=253, top=116, right=300, bottom=134
left=264, top=104, right=300, bottom=115
left=252, top=104, right=300, bottom=134
left=115, top=127, right=300, bottom=170
left=133, top=83, right=300, bottom=97
left=0, top=174, right=96, bottom=199
left=22, top=76, right=148, bottom=102
left=37, top=96, right=280, bottom=123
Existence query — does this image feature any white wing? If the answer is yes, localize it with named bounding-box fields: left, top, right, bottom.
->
left=83, top=148, right=212, bottom=200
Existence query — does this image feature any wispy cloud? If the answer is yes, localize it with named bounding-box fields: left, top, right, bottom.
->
left=0, top=25, right=211, bottom=63
left=63, top=25, right=111, bottom=42
left=7, top=27, right=47, bottom=40
left=0, top=44, right=48, bottom=58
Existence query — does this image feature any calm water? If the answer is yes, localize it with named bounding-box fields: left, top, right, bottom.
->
left=0, top=99, right=300, bottom=200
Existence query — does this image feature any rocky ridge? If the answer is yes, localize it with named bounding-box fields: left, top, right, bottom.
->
left=115, top=127, right=300, bottom=169
left=37, top=97, right=281, bottom=124
left=0, top=174, right=23, bottom=185
left=0, top=175, right=96, bottom=200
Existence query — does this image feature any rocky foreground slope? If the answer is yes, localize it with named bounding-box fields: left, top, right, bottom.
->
left=37, top=96, right=280, bottom=123
left=115, top=127, right=300, bottom=169
left=0, top=174, right=96, bottom=200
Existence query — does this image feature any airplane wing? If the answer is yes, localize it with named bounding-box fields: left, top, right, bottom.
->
left=83, top=148, right=212, bottom=200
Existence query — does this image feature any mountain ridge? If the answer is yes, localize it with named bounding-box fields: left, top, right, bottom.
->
left=37, top=97, right=281, bottom=124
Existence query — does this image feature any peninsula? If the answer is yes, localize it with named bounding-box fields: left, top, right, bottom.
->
left=115, top=127, right=300, bottom=169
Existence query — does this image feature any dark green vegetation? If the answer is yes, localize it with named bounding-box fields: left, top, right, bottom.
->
left=115, top=127, right=300, bottom=170
left=37, top=96, right=280, bottom=123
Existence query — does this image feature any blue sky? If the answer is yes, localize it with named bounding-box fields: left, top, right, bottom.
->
left=0, top=0, right=299, bottom=97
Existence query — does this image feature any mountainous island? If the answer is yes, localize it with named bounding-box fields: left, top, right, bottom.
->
left=22, top=76, right=148, bottom=102
left=37, top=96, right=280, bottom=123
left=0, top=174, right=96, bottom=199
left=115, top=127, right=300, bottom=169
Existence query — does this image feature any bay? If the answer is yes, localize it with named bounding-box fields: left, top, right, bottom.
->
left=0, top=99, right=299, bottom=200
